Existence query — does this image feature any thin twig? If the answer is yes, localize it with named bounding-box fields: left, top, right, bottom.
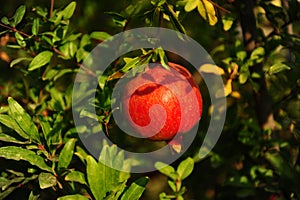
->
left=0, top=22, right=69, bottom=59
left=0, top=21, right=95, bottom=79
left=207, top=0, right=231, bottom=14
left=77, top=63, right=97, bottom=77
left=50, top=0, right=55, bottom=18
left=52, top=46, right=66, bottom=57
left=0, top=23, right=31, bottom=37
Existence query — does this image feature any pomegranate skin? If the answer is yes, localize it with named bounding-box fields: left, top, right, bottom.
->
left=123, top=62, right=202, bottom=141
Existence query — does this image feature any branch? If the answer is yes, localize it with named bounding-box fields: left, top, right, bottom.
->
left=50, top=0, right=55, bottom=18
left=0, top=22, right=97, bottom=78
left=207, top=0, right=231, bottom=14
left=236, top=0, right=276, bottom=130
left=0, top=23, right=31, bottom=37
left=77, top=63, right=97, bottom=77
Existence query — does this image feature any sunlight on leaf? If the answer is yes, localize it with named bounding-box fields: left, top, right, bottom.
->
left=28, top=51, right=53, bottom=71
left=216, top=78, right=232, bottom=98
left=184, top=0, right=199, bottom=12
left=269, top=63, right=291, bottom=74
left=197, top=0, right=218, bottom=26
left=222, top=16, right=234, bottom=31
left=199, top=63, right=225, bottom=75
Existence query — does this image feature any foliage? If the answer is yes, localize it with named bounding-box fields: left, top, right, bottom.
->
left=0, top=0, right=299, bottom=199
left=155, top=157, right=194, bottom=200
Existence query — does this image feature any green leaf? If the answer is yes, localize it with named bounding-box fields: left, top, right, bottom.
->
left=15, top=32, right=26, bottom=47
left=8, top=97, right=40, bottom=143
left=0, top=30, right=9, bottom=36
left=105, top=12, right=127, bottom=27
left=98, top=145, right=115, bottom=192
left=163, top=3, right=186, bottom=34
left=37, top=115, right=51, bottom=143
left=90, top=31, right=111, bottom=41
left=155, top=162, right=178, bottom=181
left=185, top=0, right=199, bottom=12
left=6, top=44, right=22, bottom=49
left=1, top=17, right=10, bottom=25
left=157, top=48, right=169, bottom=70
left=1, top=177, right=25, bottom=190
left=168, top=180, right=177, bottom=192
left=239, top=72, right=248, bottom=84
left=38, top=114, right=62, bottom=149
left=28, top=51, right=53, bottom=71
left=0, top=114, right=29, bottom=140
left=28, top=190, right=40, bottom=200
left=79, top=34, right=91, bottom=47
left=58, top=138, right=76, bottom=170
left=86, top=144, right=131, bottom=200
left=177, top=157, right=194, bottom=180
left=105, top=182, right=127, bottom=200
left=38, top=172, right=56, bottom=189
left=269, top=63, right=291, bottom=74
left=12, top=5, right=26, bottom=26
left=58, top=195, right=89, bottom=200
left=0, top=177, right=9, bottom=188
left=86, top=155, right=106, bottom=200
left=0, top=175, right=38, bottom=199
left=43, top=68, right=75, bottom=81
left=76, top=47, right=89, bottom=62
left=121, top=177, right=149, bottom=200
left=35, top=6, right=48, bottom=18
left=250, top=47, right=265, bottom=61
left=32, top=18, right=39, bottom=35
left=121, top=57, right=140, bottom=72
left=65, top=171, right=87, bottom=185
left=0, top=133, right=29, bottom=144
left=62, top=1, right=77, bottom=20
left=62, top=33, right=82, bottom=43
left=75, top=145, right=89, bottom=164
left=236, top=51, right=247, bottom=62
left=152, top=0, right=167, bottom=6
left=0, top=146, right=51, bottom=172
left=10, top=57, right=32, bottom=68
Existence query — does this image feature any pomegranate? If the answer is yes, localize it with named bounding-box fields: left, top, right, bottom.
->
left=122, top=62, right=202, bottom=144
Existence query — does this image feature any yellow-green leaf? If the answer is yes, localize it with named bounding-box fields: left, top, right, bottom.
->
left=8, top=97, right=40, bottom=143
left=58, top=195, right=89, bottom=200
left=62, top=1, right=77, bottom=20
left=65, top=171, right=87, bottom=185
left=38, top=172, right=57, bottom=189
left=197, top=0, right=218, bottom=26
left=13, top=5, right=26, bottom=26
left=199, top=64, right=225, bottom=75
left=222, top=16, right=234, bottom=31
left=155, top=162, right=178, bottom=181
left=269, top=63, right=291, bottom=74
left=86, top=156, right=106, bottom=200
left=90, top=31, right=111, bottom=41
left=185, top=0, right=199, bottom=12
left=216, top=78, right=232, bottom=98
left=120, top=177, right=149, bottom=200
left=58, top=138, right=76, bottom=170
left=0, top=114, right=29, bottom=140
left=177, top=157, right=194, bottom=180
left=0, top=146, right=51, bottom=172
left=28, top=51, right=53, bottom=71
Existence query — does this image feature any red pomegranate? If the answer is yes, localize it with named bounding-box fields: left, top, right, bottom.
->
left=122, top=62, right=202, bottom=143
